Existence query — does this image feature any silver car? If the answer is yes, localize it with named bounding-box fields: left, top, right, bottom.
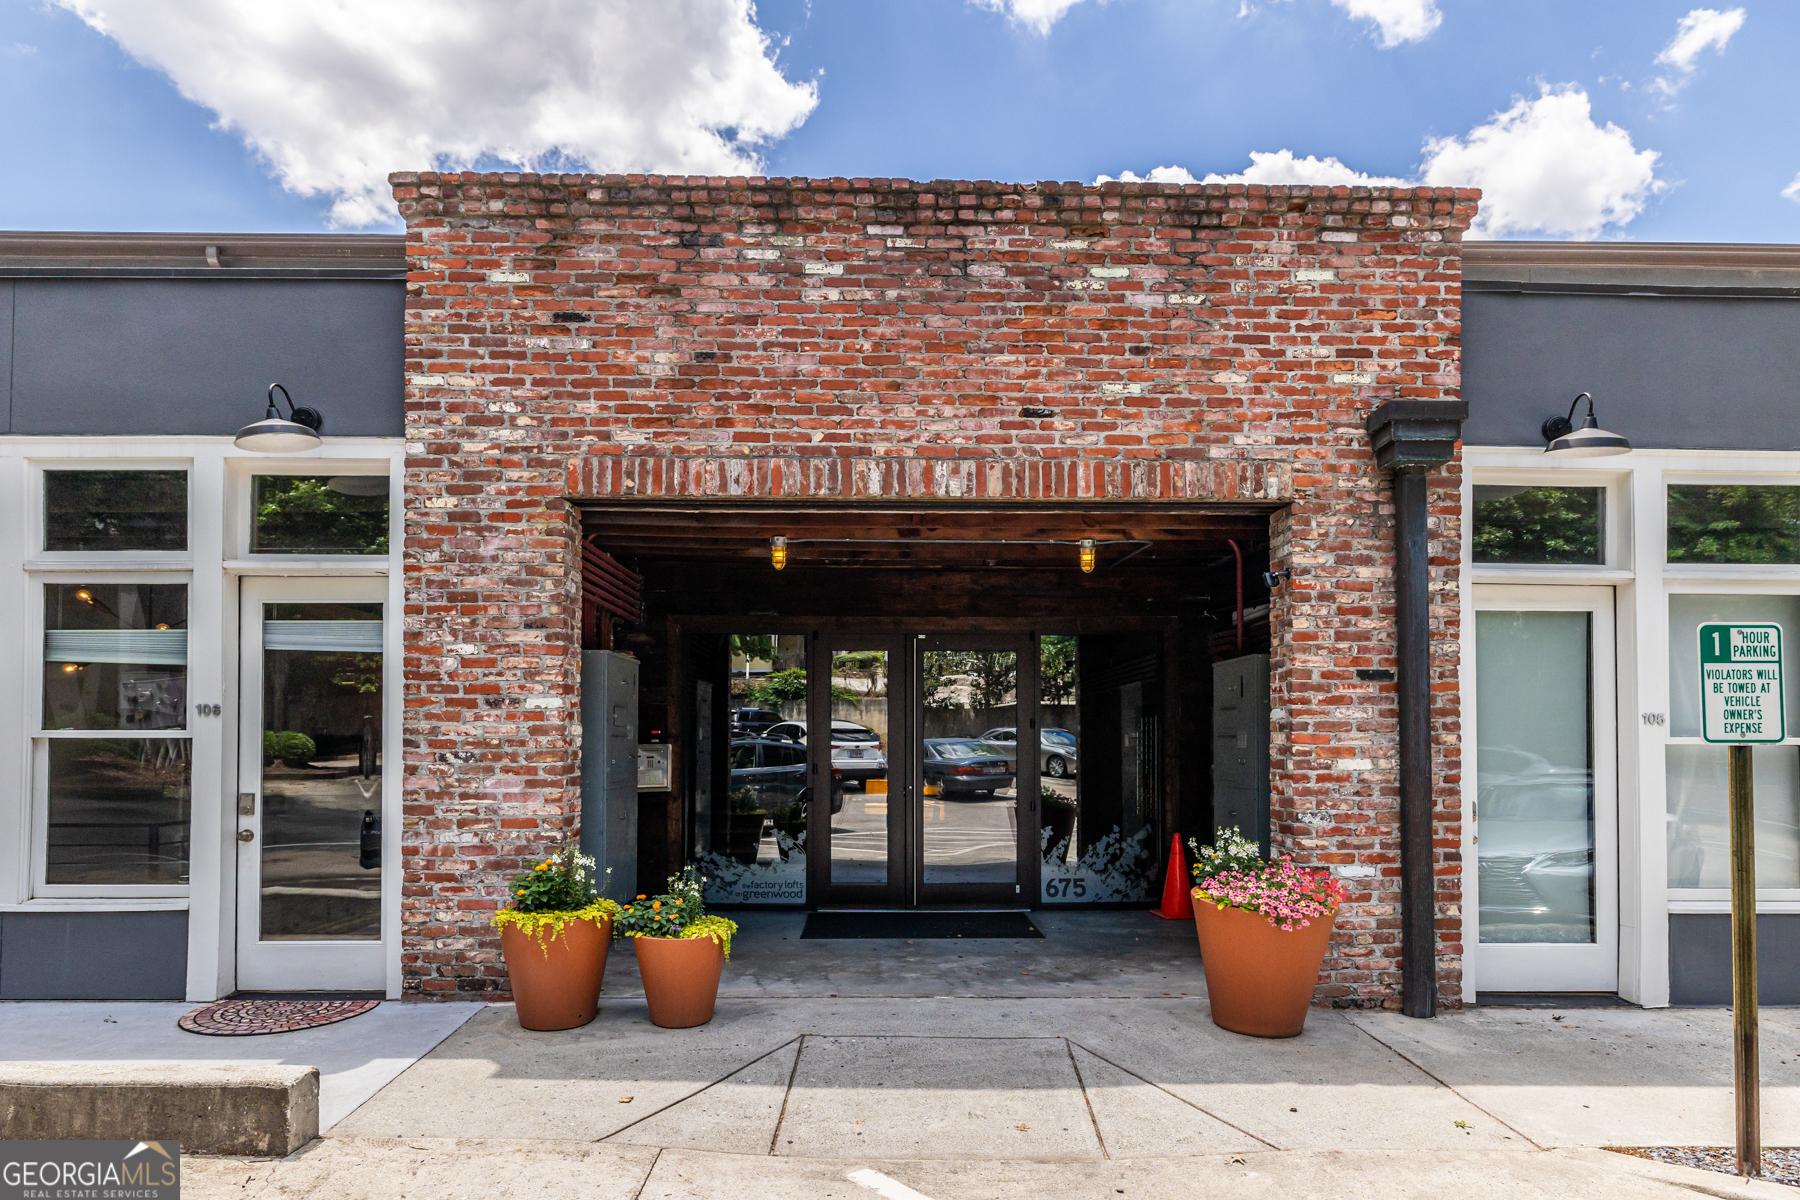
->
left=976, top=727, right=1077, bottom=778
left=765, top=719, right=888, bottom=787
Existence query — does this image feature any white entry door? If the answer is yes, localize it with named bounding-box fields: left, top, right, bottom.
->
left=1471, top=585, right=1619, bottom=993
left=237, top=577, right=389, bottom=991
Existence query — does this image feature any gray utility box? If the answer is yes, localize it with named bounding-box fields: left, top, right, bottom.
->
left=1211, top=654, right=1271, bottom=858
left=581, top=650, right=639, bottom=901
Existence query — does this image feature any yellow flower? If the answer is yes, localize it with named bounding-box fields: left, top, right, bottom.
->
left=516, top=889, right=525, bottom=895
left=652, top=901, right=661, bottom=911
left=535, top=861, right=549, bottom=871
left=636, top=894, right=646, bottom=900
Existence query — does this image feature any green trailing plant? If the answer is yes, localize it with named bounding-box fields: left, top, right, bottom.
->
left=263, top=730, right=316, bottom=762
left=492, top=842, right=618, bottom=948
left=615, top=866, right=738, bottom=958
left=1188, top=825, right=1263, bottom=884
left=1040, top=784, right=1077, bottom=811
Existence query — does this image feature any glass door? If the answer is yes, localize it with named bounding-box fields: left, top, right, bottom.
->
left=915, top=635, right=1036, bottom=907
left=1471, top=585, right=1618, bottom=993
left=810, top=635, right=908, bottom=908
left=237, top=577, right=389, bottom=991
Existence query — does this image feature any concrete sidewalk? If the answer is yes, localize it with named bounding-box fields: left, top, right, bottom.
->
left=30, top=912, right=1800, bottom=1198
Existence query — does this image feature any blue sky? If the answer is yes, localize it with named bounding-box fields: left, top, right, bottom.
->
left=4, top=0, right=1795, bottom=241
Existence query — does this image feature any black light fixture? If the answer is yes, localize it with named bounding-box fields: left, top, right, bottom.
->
left=1541, top=392, right=1630, bottom=457
left=235, top=382, right=323, bottom=453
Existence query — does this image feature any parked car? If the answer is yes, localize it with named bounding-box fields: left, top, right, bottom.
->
left=976, top=726, right=1078, bottom=778
left=764, top=719, right=888, bottom=787
left=730, top=708, right=783, bottom=737
left=728, top=736, right=839, bottom=816
left=922, top=738, right=1013, bottom=798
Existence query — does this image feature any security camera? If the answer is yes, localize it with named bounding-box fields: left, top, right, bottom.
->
left=1261, top=569, right=1292, bottom=588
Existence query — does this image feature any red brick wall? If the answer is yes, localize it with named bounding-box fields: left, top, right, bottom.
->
left=392, top=171, right=1475, bottom=1006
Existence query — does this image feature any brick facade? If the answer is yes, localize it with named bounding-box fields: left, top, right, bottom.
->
left=393, top=171, right=1476, bottom=1007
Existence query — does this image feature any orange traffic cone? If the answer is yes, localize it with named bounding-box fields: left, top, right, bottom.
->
left=1152, top=832, right=1194, bottom=920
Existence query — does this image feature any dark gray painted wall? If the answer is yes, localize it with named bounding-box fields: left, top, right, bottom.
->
left=1669, top=913, right=1800, bottom=1005
left=1462, top=291, right=1800, bottom=451
left=0, top=910, right=188, bottom=999
left=0, top=279, right=404, bottom=437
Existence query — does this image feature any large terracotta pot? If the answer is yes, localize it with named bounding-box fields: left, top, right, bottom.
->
left=500, top=915, right=612, bottom=1032
left=1192, top=891, right=1335, bottom=1038
left=633, top=934, right=725, bottom=1029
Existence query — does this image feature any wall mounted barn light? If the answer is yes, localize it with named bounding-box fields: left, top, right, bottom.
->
left=1542, top=392, right=1630, bottom=457
left=1078, top=539, right=1097, bottom=573
left=769, top=536, right=788, bottom=570
left=234, top=383, right=323, bottom=453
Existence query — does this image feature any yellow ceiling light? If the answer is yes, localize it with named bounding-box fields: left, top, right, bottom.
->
left=770, top=536, right=788, bottom=571
left=1079, top=539, right=1097, bottom=573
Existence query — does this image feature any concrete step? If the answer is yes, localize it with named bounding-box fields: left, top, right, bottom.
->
left=0, top=1062, right=319, bottom=1156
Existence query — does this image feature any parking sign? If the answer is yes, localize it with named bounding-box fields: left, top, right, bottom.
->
left=1699, top=623, right=1785, bottom=744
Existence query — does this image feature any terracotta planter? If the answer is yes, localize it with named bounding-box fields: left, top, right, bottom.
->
left=500, top=914, right=612, bottom=1032
left=633, top=934, right=725, bottom=1029
left=1192, top=890, right=1335, bottom=1038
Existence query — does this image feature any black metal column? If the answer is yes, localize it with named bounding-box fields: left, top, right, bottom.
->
left=1394, top=468, right=1435, bottom=1018
left=1364, top=400, right=1467, bottom=1020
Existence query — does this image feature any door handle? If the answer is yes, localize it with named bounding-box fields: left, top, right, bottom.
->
left=237, top=829, right=255, bottom=843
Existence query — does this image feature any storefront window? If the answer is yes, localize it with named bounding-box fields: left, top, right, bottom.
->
left=44, top=470, right=187, bottom=553
left=1667, top=594, right=1800, bottom=889
left=1039, top=633, right=1158, bottom=903
left=698, top=634, right=810, bottom=904
left=1667, top=485, right=1800, bottom=564
left=251, top=475, right=389, bottom=555
left=1472, top=485, right=1603, bottom=565
left=40, top=582, right=192, bottom=888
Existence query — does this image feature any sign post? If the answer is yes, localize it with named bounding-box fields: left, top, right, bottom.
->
left=1698, top=621, right=1786, bottom=1179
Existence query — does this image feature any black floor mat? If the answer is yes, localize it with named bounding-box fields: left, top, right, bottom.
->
left=1475, top=992, right=1635, bottom=1008
left=802, top=911, right=1044, bottom=940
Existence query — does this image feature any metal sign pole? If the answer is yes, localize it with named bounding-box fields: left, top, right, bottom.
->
left=1729, top=742, right=1759, bottom=1179
left=1699, top=621, right=1780, bottom=1180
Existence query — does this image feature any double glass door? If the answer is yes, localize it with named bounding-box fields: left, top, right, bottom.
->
left=810, top=633, right=1039, bottom=907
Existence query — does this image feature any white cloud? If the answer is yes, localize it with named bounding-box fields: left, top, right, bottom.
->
left=1097, top=150, right=1405, bottom=188
left=55, top=0, right=819, bottom=228
left=1420, top=86, right=1661, bottom=238
left=1655, top=6, right=1745, bottom=73
left=969, top=0, right=1091, bottom=36
left=1098, top=86, right=1661, bottom=240
left=1328, top=0, right=1442, bottom=48
left=1781, top=173, right=1800, bottom=204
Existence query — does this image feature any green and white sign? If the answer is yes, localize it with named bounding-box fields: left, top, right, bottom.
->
left=1699, top=622, right=1786, bottom=744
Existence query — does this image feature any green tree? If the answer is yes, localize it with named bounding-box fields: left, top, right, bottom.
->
left=1471, top=486, right=1600, bottom=565
left=1667, top=485, right=1800, bottom=564
left=1040, top=636, right=1077, bottom=705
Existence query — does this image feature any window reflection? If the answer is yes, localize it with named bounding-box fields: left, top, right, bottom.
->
left=922, top=650, right=1019, bottom=886
left=43, top=584, right=188, bottom=731
left=259, top=602, right=383, bottom=941
left=251, top=475, right=389, bottom=555
left=44, top=470, right=187, bottom=553
left=46, top=738, right=191, bottom=885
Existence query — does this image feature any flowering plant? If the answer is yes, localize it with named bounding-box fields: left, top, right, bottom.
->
left=492, top=842, right=618, bottom=946
left=615, top=866, right=738, bottom=958
left=1187, top=825, right=1263, bottom=884
left=1193, top=857, right=1348, bottom=932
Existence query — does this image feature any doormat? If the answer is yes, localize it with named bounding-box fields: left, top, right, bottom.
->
left=1475, top=992, right=1635, bottom=1008
left=802, top=911, right=1043, bottom=939
left=178, top=998, right=380, bottom=1036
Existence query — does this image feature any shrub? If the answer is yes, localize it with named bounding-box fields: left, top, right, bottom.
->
left=263, top=730, right=316, bottom=762
left=615, top=866, right=738, bottom=958
left=492, top=842, right=618, bottom=945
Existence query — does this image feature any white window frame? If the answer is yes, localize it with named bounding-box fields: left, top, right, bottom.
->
left=1465, top=446, right=1800, bottom=1008
left=1, top=435, right=403, bottom=1002
left=26, top=459, right=195, bottom=569
left=28, top=569, right=197, bottom=899
left=228, top=458, right=394, bottom=567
